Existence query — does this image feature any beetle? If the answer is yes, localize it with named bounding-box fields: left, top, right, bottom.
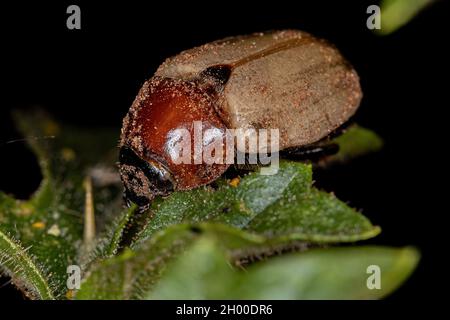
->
left=119, top=30, right=362, bottom=210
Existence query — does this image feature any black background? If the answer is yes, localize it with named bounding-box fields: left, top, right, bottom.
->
left=0, top=0, right=447, bottom=300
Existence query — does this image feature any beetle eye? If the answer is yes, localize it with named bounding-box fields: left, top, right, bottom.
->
left=119, top=146, right=175, bottom=208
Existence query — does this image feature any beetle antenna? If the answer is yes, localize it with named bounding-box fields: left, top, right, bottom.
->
left=0, top=135, right=55, bottom=147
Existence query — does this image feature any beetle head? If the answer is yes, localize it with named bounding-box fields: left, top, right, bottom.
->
left=119, top=146, right=175, bottom=209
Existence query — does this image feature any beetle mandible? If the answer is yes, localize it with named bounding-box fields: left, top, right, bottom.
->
left=119, top=30, right=362, bottom=210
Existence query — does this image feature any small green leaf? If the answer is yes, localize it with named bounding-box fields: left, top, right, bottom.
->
left=377, top=0, right=434, bottom=35
left=134, top=161, right=380, bottom=248
left=149, top=238, right=420, bottom=300
left=0, top=229, right=54, bottom=300
left=232, top=246, right=420, bottom=299
left=102, top=206, right=136, bottom=257
left=248, top=189, right=380, bottom=242
left=320, top=125, right=383, bottom=166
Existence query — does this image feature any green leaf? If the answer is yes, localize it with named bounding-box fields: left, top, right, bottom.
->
left=247, top=189, right=380, bottom=242
left=149, top=237, right=420, bottom=300
left=97, top=205, right=138, bottom=259
left=377, top=0, right=435, bottom=35
left=0, top=229, right=54, bottom=299
left=322, top=125, right=383, bottom=165
left=134, top=161, right=380, bottom=248
left=82, top=204, right=138, bottom=270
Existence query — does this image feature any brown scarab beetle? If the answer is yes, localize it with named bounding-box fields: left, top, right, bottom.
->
left=119, top=30, right=362, bottom=209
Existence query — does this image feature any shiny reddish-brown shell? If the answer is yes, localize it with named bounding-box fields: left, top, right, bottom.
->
left=120, top=77, right=229, bottom=190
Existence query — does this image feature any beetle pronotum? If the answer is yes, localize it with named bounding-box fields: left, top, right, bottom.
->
left=119, top=30, right=362, bottom=210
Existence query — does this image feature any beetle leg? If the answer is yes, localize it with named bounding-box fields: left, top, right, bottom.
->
left=280, top=120, right=354, bottom=161
left=231, top=143, right=339, bottom=170
left=280, top=143, right=339, bottom=161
